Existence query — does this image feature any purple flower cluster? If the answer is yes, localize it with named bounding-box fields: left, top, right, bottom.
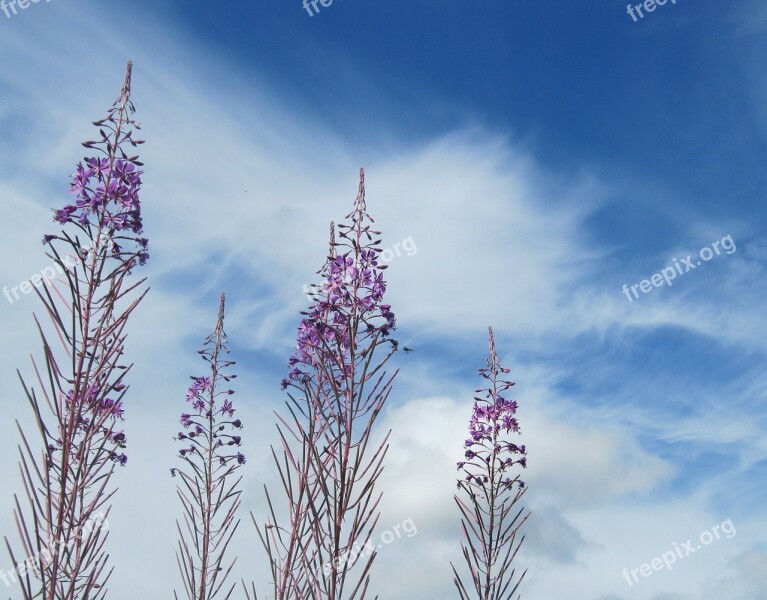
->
left=177, top=374, right=244, bottom=466
left=175, top=295, right=245, bottom=471
left=185, top=375, right=211, bottom=411
left=52, top=157, right=149, bottom=265
left=282, top=181, right=396, bottom=391
left=64, top=385, right=125, bottom=418
left=467, top=399, right=522, bottom=446
left=458, top=328, right=527, bottom=492
left=58, top=386, right=128, bottom=466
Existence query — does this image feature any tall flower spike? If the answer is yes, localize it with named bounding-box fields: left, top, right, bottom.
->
left=250, top=168, right=399, bottom=600
left=174, top=292, right=245, bottom=600
left=328, top=220, right=336, bottom=260
left=53, top=60, right=147, bottom=264
left=452, top=327, right=529, bottom=600
left=6, top=61, right=148, bottom=600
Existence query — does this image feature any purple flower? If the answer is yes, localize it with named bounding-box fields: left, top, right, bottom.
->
left=110, top=452, right=128, bottom=466
left=110, top=431, right=127, bottom=446
left=53, top=205, right=77, bottom=224
left=99, top=398, right=124, bottom=420
left=221, top=399, right=234, bottom=418
left=186, top=376, right=211, bottom=403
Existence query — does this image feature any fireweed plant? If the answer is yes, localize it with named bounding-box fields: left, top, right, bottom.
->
left=172, top=292, right=245, bottom=600
left=5, top=62, right=149, bottom=599
left=248, top=169, right=398, bottom=600
left=453, top=327, right=529, bottom=600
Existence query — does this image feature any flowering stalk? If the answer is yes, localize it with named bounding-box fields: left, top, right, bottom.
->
left=249, top=169, right=398, bottom=600
left=173, top=292, right=245, bottom=600
left=452, top=327, right=529, bottom=600
left=5, top=61, right=148, bottom=600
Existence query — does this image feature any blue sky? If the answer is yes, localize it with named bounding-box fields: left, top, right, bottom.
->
left=1, top=1, right=766, bottom=599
